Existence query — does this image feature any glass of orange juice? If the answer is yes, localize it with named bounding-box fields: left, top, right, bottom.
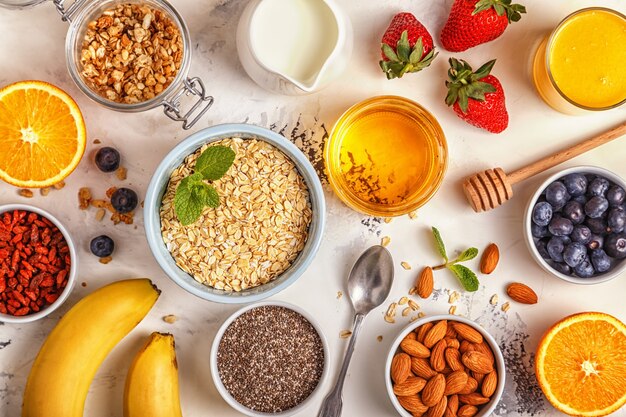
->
left=532, top=7, right=626, bottom=114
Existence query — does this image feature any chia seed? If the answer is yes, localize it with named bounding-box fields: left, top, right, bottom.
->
left=217, top=306, right=325, bottom=413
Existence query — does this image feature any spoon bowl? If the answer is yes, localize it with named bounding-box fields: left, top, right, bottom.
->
left=348, top=245, right=395, bottom=314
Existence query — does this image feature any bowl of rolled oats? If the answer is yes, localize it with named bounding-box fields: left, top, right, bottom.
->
left=144, top=123, right=326, bottom=303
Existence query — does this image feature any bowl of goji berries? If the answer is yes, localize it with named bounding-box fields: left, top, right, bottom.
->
left=0, top=204, right=76, bottom=323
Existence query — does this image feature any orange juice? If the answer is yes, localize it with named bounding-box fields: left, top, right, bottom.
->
left=532, top=8, right=626, bottom=113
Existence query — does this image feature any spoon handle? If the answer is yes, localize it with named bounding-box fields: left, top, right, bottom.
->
left=317, top=313, right=366, bottom=417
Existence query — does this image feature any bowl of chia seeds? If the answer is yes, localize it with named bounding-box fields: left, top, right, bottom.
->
left=210, top=301, right=329, bottom=416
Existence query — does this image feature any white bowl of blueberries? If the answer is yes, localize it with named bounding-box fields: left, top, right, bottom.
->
left=524, top=166, right=626, bottom=284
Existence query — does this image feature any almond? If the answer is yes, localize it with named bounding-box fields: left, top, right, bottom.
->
left=452, top=323, right=483, bottom=344
left=461, top=351, right=494, bottom=374
left=416, top=266, right=434, bottom=299
left=444, top=337, right=460, bottom=350
left=481, top=370, right=498, bottom=398
left=480, top=243, right=499, bottom=274
left=445, top=325, right=457, bottom=338
left=424, top=320, right=448, bottom=348
left=447, top=394, right=459, bottom=414
left=473, top=341, right=495, bottom=364
left=427, top=395, right=447, bottom=417
left=443, top=409, right=456, bottom=417
left=507, top=282, right=538, bottom=304
left=444, top=370, right=468, bottom=395
left=457, top=405, right=478, bottom=417
left=417, top=322, right=434, bottom=343
left=397, top=395, right=428, bottom=414
left=412, top=357, right=438, bottom=379
left=430, top=339, right=447, bottom=372
left=471, top=371, right=486, bottom=384
left=391, top=353, right=412, bottom=384
left=458, top=393, right=490, bottom=406
left=444, top=347, right=463, bottom=371
left=404, top=332, right=417, bottom=341
left=393, top=376, right=427, bottom=396
left=459, top=340, right=476, bottom=353
left=401, top=339, right=431, bottom=359
left=422, top=373, right=446, bottom=407
left=441, top=366, right=454, bottom=376
left=458, top=376, right=478, bottom=395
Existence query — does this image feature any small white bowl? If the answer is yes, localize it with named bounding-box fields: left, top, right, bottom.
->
left=523, top=165, right=626, bottom=284
left=0, top=204, right=77, bottom=323
left=385, top=315, right=506, bottom=417
left=210, top=301, right=329, bottom=417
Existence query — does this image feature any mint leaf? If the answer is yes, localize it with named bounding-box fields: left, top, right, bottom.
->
left=197, top=184, right=220, bottom=208
left=448, top=264, right=479, bottom=292
left=174, top=175, right=219, bottom=226
left=432, top=227, right=448, bottom=262
left=455, top=247, right=479, bottom=263
left=195, top=145, right=235, bottom=181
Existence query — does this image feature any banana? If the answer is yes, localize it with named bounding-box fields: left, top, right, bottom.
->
left=124, top=332, right=183, bottom=417
left=22, top=278, right=161, bottom=417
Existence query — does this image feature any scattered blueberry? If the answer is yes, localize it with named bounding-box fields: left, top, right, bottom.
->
left=547, top=236, right=568, bottom=262
left=607, top=185, right=625, bottom=207
left=562, top=201, right=585, bottom=224
left=546, top=260, right=571, bottom=275
left=584, top=196, right=609, bottom=218
left=605, top=233, right=626, bottom=259
left=573, top=257, right=595, bottom=278
left=548, top=216, right=573, bottom=236
left=90, top=235, right=114, bottom=257
left=590, top=249, right=612, bottom=273
left=536, top=239, right=551, bottom=260
left=587, top=177, right=610, bottom=197
left=587, top=234, right=604, bottom=251
left=585, top=217, right=609, bottom=235
left=95, top=147, right=121, bottom=173
left=562, top=173, right=587, bottom=197
left=563, top=242, right=587, bottom=268
left=532, top=202, right=553, bottom=227
left=571, top=225, right=592, bottom=244
left=545, top=181, right=570, bottom=210
left=111, top=188, right=138, bottom=213
left=531, top=223, right=550, bottom=239
left=607, top=208, right=626, bottom=233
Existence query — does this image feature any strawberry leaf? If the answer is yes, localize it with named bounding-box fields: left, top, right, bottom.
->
left=409, top=37, right=424, bottom=64
left=381, top=44, right=400, bottom=62
left=396, top=31, right=411, bottom=62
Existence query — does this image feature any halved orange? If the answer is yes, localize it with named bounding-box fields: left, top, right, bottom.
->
left=536, top=312, right=626, bottom=416
left=0, top=80, right=86, bottom=188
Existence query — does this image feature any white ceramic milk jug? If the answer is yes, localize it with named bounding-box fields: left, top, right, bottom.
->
left=236, top=0, right=353, bottom=95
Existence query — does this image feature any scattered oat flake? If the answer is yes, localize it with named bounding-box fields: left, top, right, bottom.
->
left=448, top=291, right=459, bottom=304
left=418, top=312, right=426, bottom=318
left=401, top=261, right=411, bottom=270
left=78, top=187, right=92, bottom=209
left=381, top=236, right=391, bottom=247
left=163, top=314, right=177, bottom=324
left=116, top=166, right=127, bottom=181
left=53, top=181, right=65, bottom=190
left=377, top=335, right=383, bottom=342
left=490, top=294, right=499, bottom=305
left=40, top=187, right=50, bottom=196
left=409, top=286, right=417, bottom=296
left=99, top=256, right=113, bottom=264
left=95, top=208, right=106, bottom=221
left=410, top=315, right=419, bottom=322
left=398, top=296, right=408, bottom=305
left=384, top=315, right=396, bottom=324
left=386, top=302, right=397, bottom=318
left=501, top=302, right=511, bottom=312
left=408, top=300, right=420, bottom=311
left=106, top=186, right=117, bottom=198
left=402, top=307, right=411, bottom=317
left=339, top=330, right=352, bottom=339
left=408, top=211, right=418, bottom=219
left=449, top=305, right=457, bottom=315
left=336, top=291, right=343, bottom=300
left=18, top=189, right=33, bottom=198
left=384, top=217, right=392, bottom=224
left=93, top=139, right=101, bottom=144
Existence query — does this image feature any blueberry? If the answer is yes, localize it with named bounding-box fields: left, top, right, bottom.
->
left=563, top=242, right=587, bottom=268
left=573, top=257, right=595, bottom=278
left=95, top=147, right=121, bottom=173
left=587, top=177, right=610, bottom=197
left=548, top=216, right=573, bottom=236
left=572, top=195, right=588, bottom=205
left=546, top=260, right=572, bottom=275
left=532, top=202, right=553, bottom=227
left=562, top=173, right=587, bottom=197
left=605, top=233, right=626, bottom=259
left=562, top=201, right=585, bottom=225
left=585, top=196, right=609, bottom=218
left=531, top=223, right=550, bottom=238
left=571, top=225, right=592, bottom=244
left=545, top=181, right=570, bottom=210
left=607, top=185, right=625, bottom=207
left=607, top=207, right=626, bottom=233
left=585, top=217, right=609, bottom=235
left=90, top=235, right=114, bottom=257
left=587, top=234, right=604, bottom=250
left=547, top=236, right=568, bottom=262
left=590, top=249, right=612, bottom=273
left=111, top=188, right=138, bottom=213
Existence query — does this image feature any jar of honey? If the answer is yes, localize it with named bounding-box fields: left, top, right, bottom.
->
left=325, top=96, right=448, bottom=217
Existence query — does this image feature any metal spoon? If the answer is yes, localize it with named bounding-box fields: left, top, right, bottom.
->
left=317, top=245, right=394, bottom=417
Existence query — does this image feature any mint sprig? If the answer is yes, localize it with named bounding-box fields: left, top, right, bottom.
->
left=430, top=227, right=480, bottom=292
left=174, top=145, right=235, bottom=226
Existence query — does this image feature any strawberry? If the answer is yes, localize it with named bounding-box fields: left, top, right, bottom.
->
left=380, top=12, right=437, bottom=80
left=440, top=0, right=526, bottom=52
left=445, top=58, right=508, bottom=133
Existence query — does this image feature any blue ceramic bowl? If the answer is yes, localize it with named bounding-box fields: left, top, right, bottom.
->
left=144, top=124, right=326, bottom=304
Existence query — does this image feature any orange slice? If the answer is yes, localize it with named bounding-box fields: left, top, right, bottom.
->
left=0, top=80, right=86, bottom=188
left=536, top=312, right=626, bottom=416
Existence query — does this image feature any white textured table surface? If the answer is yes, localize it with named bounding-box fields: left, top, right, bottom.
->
left=1, top=0, right=626, bottom=416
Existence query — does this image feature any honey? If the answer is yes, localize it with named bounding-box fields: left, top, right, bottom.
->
left=325, top=96, right=447, bottom=216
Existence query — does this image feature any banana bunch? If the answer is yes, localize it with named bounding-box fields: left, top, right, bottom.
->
left=22, top=279, right=161, bottom=417
left=124, top=332, right=183, bottom=417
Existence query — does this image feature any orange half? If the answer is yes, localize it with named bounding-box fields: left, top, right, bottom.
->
left=536, top=312, right=626, bottom=416
left=0, top=80, right=86, bottom=188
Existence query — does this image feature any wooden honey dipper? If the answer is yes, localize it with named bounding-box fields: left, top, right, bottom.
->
left=463, top=121, right=626, bottom=212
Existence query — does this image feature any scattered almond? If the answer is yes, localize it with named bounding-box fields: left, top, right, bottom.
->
left=480, top=243, right=499, bottom=274
left=416, top=266, right=434, bottom=299
left=506, top=282, right=538, bottom=304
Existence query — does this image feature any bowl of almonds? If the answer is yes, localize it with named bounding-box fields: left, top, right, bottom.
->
left=385, top=315, right=505, bottom=417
